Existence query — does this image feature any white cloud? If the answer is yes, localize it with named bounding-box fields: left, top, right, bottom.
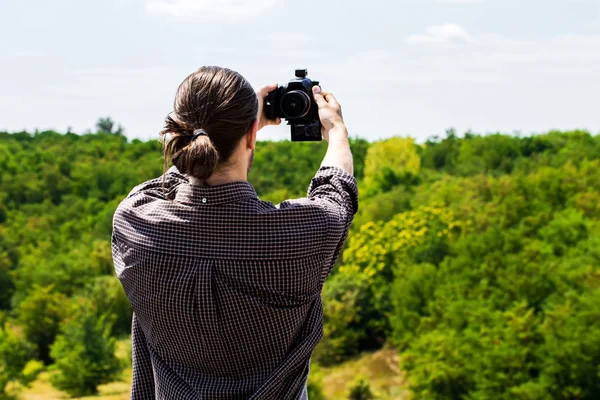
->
left=144, top=0, right=277, bottom=20
left=406, top=24, right=472, bottom=45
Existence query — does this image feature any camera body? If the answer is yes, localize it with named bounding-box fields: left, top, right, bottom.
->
left=265, top=69, right=322, bottom=142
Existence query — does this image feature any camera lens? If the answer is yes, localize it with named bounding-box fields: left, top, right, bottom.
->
left=280, top=90, right=311, bottom=119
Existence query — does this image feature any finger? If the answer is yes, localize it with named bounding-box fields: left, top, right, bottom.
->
left=323, top=92, right=339, bottom=108
left=312, top=85, right=328, bottom=108
left=267, top=117, right=282, bottom=126
left=258, top=83, right=278, bottom=96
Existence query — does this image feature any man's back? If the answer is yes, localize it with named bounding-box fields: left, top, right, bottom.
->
left=112, top=166, right=357, bottom=399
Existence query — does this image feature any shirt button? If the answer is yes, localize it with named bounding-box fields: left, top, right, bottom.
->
left=202, top=198, right=207, bottom=204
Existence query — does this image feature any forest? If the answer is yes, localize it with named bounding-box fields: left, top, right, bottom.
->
left=1, top=128, right=599, bottom=399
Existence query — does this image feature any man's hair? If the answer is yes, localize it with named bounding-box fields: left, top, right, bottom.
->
left=160, top=66, right=258, bottom=182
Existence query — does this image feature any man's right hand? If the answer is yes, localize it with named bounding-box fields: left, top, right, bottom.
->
left=313, top=86, right=353, bottom=175
left=312, top=86, right=346, bottom=143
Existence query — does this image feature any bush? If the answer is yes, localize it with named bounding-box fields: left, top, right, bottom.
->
left=16, top=286, right=67, bottom=364
left=313, top=270, right=379, bottom=366
left=0, top=323, right=39, bottom=399
left=363, top=137, right=421, bottom=196
left=347, top=377, right=374, bottom=400
left=49, top=302, right=121, bottom=397
left=306, top=363, right=326, bottom=400
left=389, top=263, right=438, bottom=349
left=83, top=276, right=132, bottom=336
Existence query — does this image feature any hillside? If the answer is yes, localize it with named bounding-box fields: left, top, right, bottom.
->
left=20, top=344, right=406, bottom=400
left=1, top=129, right=600, bottom=399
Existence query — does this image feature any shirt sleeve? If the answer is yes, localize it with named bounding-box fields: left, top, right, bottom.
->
left=309, top=166, right=358, bottom=276
left=125, top=166, right=188, bottom=200
left=279, top=166, right=358, bottom=281
left=130, top=313, right=156, bottom=399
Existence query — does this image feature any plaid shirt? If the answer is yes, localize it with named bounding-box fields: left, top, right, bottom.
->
left=112, top=165, right=358, bottom=399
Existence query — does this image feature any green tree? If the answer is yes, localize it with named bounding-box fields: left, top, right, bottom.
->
left=0, top=253, right=13, bottom=310
left=313, top=270, right=379, bottom=365
left=363, top=137, right=420, bottom=195
left=83, top=276, right=132, bottom=336
left=50, top=302, right=121, bottom=397
left=0, top=324, right=42, bottom=400
left=347, top=377, right=374, bottom=400
left=95, top=117, right=124, bottom=135
left=390, top=157, right=600, bottom=398
left=3, top=128, right=600, bottom=399
left=16, top=286, right=67, bottom=364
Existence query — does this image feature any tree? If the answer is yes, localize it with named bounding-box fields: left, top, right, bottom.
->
left=0, top=253, right=13, bottom=310
left=347, top=378, right=374, bottom=400
left=313, top=270, right=378, bottom=366
left=0, top=323, right=42, bottom=400
left=95, top=117, right=124, bottom=135
left=49, top=302, right=121, bottom=397
left=16, top=286, right=67, bottom=364
left=84, top=276, right=132, bottom=336
left=363, top=137, right=421, bottom=195
left=3, top=128, right=600, bottom=398
left=389, top=158, right=600, bottom=399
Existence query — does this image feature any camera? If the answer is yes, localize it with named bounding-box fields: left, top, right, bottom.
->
left=265, top=69, right=322, bottom=142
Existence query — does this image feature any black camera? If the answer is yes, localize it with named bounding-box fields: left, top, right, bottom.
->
left=265, top=69, right=322, bottom=142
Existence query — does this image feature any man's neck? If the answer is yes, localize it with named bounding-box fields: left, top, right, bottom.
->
left=190, top=166, right=247, bottom=187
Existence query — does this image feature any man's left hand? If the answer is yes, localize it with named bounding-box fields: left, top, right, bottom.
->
left=256, top=83, right=281, bottom=131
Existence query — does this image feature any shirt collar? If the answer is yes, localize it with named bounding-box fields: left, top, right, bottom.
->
left=174, top=180, right=258, bottom=206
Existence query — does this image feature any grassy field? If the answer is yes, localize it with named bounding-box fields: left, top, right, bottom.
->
left=19, top=339, right=132, bottom=400
left=20, top=373, right=130, bottom=400
left=19, top=343, right=407, bottom=400
left=320, top=347, right=409, bottom=400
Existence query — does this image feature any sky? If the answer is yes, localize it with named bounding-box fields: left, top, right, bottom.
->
left=1, top=0, right=599, bottom=142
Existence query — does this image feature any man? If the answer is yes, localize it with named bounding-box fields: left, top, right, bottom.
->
left=112, top=66, right=357, bottom=399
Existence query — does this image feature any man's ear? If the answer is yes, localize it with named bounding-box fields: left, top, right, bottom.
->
left=246, top=119, right=259, bottom=150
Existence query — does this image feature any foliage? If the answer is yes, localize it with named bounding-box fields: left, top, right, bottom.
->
left=0, top=255, right=12, bottom=310
left=49, top=301, right=121, bottom=397
left=314, top=270, right=379, bottom=366
left=2, top=129, right=600, bottom=398
left=249, top=138, right=369, bottom=202
left=351, top=185, right=413, bottom=228
left=386, top=159, right=600, bottom=398
left=82, top=276, right=132, bottom=337
left=16, top=286, right=67, bottom=364
left=363, top=137, right=420, bottom=196
left=328, top=130, right=600, bottom=398
left=307, top=363, right=326, bottom=400
left=96, top=117, right=125, bottom=136
left=347, top=377, right=374, bottom=400
left=0, top=324, right=40, bottom=399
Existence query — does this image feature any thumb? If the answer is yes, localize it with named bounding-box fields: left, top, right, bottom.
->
left=312, top=85, right=327, bottom=108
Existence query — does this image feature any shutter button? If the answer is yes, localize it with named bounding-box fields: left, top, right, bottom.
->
left=202, top=198, right=207, bottom=204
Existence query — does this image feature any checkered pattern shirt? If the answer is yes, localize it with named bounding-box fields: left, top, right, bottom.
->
left=112, top=165, right=358, bottom=399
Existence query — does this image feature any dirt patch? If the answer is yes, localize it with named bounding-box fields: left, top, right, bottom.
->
left=320, top=347, right=410, bottom=399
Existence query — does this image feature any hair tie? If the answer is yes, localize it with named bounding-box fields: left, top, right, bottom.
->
left=190, top=128, right=209, bottom=141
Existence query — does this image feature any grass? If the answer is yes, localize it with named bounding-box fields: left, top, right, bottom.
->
left=21, top=342, right=408, bottom=400
left=19, top=339, right=131, bottom=400
left=319, top=347, right=410, bottom=400
left=19, top=371, right=130, bottom=400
